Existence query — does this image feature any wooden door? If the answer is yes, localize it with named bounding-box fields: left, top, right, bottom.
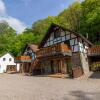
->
left=63, top=58, right=71, bottom=74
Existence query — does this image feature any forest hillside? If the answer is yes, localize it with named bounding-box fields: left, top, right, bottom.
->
left=0, top=0, right=99, bottom=56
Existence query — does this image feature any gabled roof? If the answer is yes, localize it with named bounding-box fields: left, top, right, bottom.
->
left=0, top=53, right=14, bottom=58
left=39, top=23, right=93, bottom=48
left=22, top=44, right=38, bottom=54
left=28, top=44, right=38, bottom=52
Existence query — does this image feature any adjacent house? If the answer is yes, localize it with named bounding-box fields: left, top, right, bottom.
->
left=0, top=53, right=19, bottom=73
left=88, top=46, right=100, bottom=71
left=36, top=24, right=93, bottom=78
left=15, top=44, right=38, bottom=74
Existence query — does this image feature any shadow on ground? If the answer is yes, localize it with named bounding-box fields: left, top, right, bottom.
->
left=67, top=90, right=100, bottom=100
left=89, top=72, right=100, bottom=79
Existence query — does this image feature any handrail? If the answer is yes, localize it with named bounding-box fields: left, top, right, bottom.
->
left=15, top=56, right=32, bottom=61
left=88, top=46, right=100, bottom=56
left=36, top=43, right=71, bottom=58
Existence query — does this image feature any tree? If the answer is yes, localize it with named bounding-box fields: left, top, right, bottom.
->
left=32, top=16, right=59, bottom=35
left=80, top=0, right=100, bottom=44
left=58, top=2, right=82, bottom=32
left=0, top=21, right=17, bottom=56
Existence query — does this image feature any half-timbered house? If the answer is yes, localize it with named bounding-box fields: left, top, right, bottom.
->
left=36, top=24, right=93, bottom=78
left=15, top=44, right=38, bottom=74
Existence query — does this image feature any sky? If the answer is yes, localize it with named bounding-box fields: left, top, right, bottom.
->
left=0, top=0, right=80, bottom=33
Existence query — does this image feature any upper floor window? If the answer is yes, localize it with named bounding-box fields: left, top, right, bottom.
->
left=70, top=39, right=75, bottom=45
left=9, top=58, right=12, bottom=61
left=3, top=58, right=6, bottom=61
left=64, top=40, right=70, bottom=47
left=54, top=30, right=61, bottom=39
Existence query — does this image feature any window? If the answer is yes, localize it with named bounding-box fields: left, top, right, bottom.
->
left=54, top=30, right=60, bottom=39
left=74, top=45, right=79, bottom=52
left=66, top=34, right=70, bottom=40
left=3, top=58, right=6, bottom=61
left=70, top=39, right=75, bottom=45
left=9, top=58, right=12, bottom=61
left=64, top=40, right=70, bottom=47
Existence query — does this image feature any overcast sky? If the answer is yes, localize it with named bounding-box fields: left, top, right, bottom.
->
left=0, top=0, right=79, bottom=33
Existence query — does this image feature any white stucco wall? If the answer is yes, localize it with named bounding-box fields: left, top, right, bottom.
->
left=0, top=53, right=19, bottom=73
left=80, top=53, right=89, bottom=75
left=16, top=63, right=20, bottom=72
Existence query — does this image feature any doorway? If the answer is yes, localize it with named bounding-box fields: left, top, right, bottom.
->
left=63, top=58, right=71, bottom=74
left=50, top=60, right=54, bottom=74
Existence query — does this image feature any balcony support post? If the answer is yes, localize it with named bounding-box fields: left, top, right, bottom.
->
left=60, top=59, right=63, bottom=74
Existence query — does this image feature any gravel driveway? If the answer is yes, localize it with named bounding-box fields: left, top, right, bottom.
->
left=0, top=73, right=100, bottom=100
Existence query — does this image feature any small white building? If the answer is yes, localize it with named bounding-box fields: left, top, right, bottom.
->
left=0, top=53, right=19, bottom=73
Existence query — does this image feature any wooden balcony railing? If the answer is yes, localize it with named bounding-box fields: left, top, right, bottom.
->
left=15, top=56, right=32, bottom=63
left=88, top=46, right=100, bottom=56
left=36, top=43, right=72, bottom=58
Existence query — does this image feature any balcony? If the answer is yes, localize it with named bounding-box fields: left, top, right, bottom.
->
left=36, top=43, right=72, bottom=58
left=15, top=56, right=32, bottom=63
left=88, top=46, right=100, bottom=56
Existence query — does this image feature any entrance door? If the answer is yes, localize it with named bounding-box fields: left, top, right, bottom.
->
left=63, top=58, right=71, bottom=74
left=51, top=60, right=61, bottom=74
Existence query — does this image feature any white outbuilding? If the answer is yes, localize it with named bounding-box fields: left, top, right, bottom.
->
left=0, top=53, right=19, bottom=73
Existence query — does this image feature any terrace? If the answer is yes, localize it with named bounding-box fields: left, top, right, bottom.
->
left=15, top=56, right=32, bottom=63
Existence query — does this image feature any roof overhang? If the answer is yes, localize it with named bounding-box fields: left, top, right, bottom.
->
left=38, top=23, right=93, bottom=48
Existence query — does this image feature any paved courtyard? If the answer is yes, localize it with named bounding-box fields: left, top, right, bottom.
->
left=0, top=73, right=100, bottom=100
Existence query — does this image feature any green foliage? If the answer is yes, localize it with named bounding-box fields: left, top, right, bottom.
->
left=80, top=0, right=100, bottom=43
left=0, top=21, right=17, bottom=56
left=10, top=29, right=43, bottom=56
left=0, top=0, right=99, bottom=57
left=58, top=2, right=82, bottom=32
left=32, top=16, right=59, bottom=35
left=58, top=0, right=100, bottom=44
